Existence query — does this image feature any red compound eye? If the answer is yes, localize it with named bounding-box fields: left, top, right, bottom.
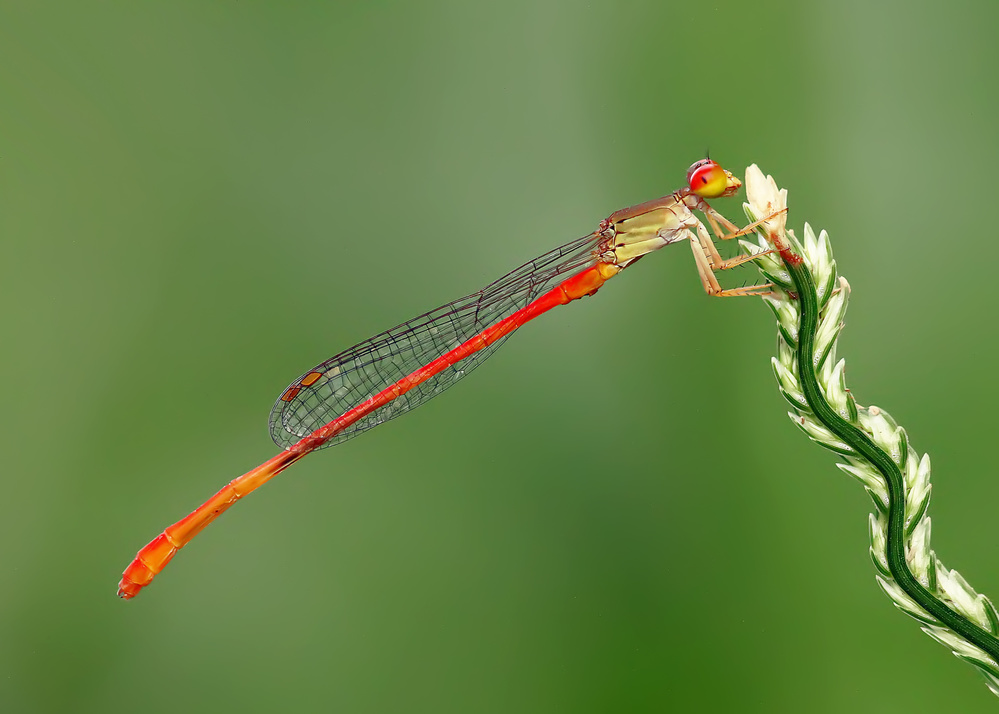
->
left=686, top=159, right=729, bottom=198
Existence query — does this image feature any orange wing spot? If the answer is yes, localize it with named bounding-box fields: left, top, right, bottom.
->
left=300, top=371, right=323, bottom=387
left=281, top=386, right=301, bottom=402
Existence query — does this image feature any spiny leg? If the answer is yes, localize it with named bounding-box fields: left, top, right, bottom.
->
left=702, top=205, right=742, bottom=240
left=702, top=204, right=789, bottom=243
left=695, top=226, right=765, bottom=272
left=687, top=222, right=773, bottom=298
left=693, top=216, right=772, bottom=273
left=696, top=203, right=786, bottom=273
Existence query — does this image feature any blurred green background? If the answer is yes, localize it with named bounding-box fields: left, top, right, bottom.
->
left=3, top=1, right=999, bottom=711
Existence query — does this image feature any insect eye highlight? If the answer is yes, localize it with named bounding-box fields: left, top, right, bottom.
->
left=686, top=159, right=729, bottom=198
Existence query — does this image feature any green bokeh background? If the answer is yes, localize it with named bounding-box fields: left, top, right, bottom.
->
left=3, top=1, right=998, bottom=711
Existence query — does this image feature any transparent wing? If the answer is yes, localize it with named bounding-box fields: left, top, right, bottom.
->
left=269, top=232, right=604, bottom=449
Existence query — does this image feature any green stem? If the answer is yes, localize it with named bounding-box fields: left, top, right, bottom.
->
left=775, top=240, right=999, bottom=661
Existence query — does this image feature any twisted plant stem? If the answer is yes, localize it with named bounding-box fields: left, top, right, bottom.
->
left=739, top=165, right=999, bottom=695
